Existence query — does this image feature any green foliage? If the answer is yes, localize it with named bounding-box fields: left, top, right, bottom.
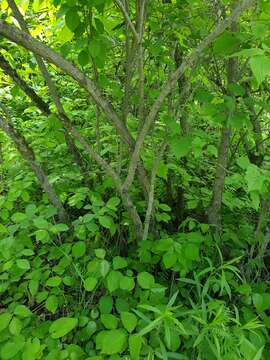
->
left=0, top=0, right=270, bottom=358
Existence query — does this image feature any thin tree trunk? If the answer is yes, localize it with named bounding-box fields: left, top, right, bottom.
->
left=6, top=0, right=90, bottom=184
left=0, top=52, right=90, bottom=183
left=0, top=104, right=68, bottom=223
left=208, top=19, right=238, bottom=229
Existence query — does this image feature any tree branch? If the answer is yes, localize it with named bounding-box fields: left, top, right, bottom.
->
left=123, top=0, right=255, bottom=192
left=7, top=0, right=91, bottom=183
left=0, top=18, right=150, bottom=197
left=0, top=102, right=68, bottom=224
left=114, top=0, right=140, bottom=43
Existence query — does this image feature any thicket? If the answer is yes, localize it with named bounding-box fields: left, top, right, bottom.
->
left=0, top=0, right=270, bottom=359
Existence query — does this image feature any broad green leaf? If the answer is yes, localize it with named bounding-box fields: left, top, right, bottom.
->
left=231, top=48, right=265, bottom=57
left=157, top=162, right=168, bottom=179
left=0, top=312, right=12, bottom=332
left=99, top=295, right=113, bottom=314
left=169, top=136, right=191, bottom=159
left=163, top=253, right=177, bottom=268
left=84, top=277, right=98, bottom=291
left=49, top=317, right=78, bottom=338
left=250, top=55, right=270, bottom=84
left=100, top=314, right=119, bottom=329
left=14, top=305, right=32, bottom=318
left=57, top=25, right=74, bottom=43
left=78, top=50, right=89, bottom=67
left=120, top=276, right=135, bottom=291
left=16, top=259, right=30, bottom=270
left=46, top=276, right=62, bottom=287
left=106, top=271, right=122, bottom=292
left=35, top=229, right=50, bottom=243
left=184, top=243, right=200, bottom=261
left=113, top=256, right=128, bottom=270
left=213, top=31, right=239, bottom=55
left=121, top=312, right=137, bottom=333
left=46, top=295, right=58, bottom=314
left=129, top=334, right=142, bottom=360
left=106, top=197, right=120, bottom=210
left=51, top=223, right=69, bottom=233
left=137, top=272, right=155, bottom=289
left=33, top=217, right=49, bottom=229
left=72, top=241, right=86, bottom=258
left=22, top=338, right=41, bottom=360
left=95, top=248, right=106, bottom=259
left=98, top=215, right=113, bottom=229
left=1, top=341, right=22, bottom=360
left=65, top=8, right=80, bottom=31
left=245, top=164, right=265, bottom=193
left=96, top=329, right=127, bottom=355
left=9, top=317, right=22, bottom=335
left=253, top=293, right=270, bottom=313
left=99, top=259, right=110, bottom=277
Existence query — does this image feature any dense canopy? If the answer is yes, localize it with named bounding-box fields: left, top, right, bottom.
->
left=0, top=0, right=270, bottom=359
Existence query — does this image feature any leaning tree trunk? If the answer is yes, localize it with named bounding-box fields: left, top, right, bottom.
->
left=0, top=104, right=68, bottom=223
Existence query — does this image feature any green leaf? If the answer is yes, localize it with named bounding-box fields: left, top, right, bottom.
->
left=184, top=243, right=200, bottom=261
left=100, top=314, right=119, bottom=329
left=46, top=276, right=62, bottom=287
left=120, top=276, right=135, bottom=291
left=35, top=229, right=50, bottom=243
left=9, top=317, right=22, bottom=335
left=11, top=212, right=27, bottom=222
left=72, top=241, right=86, bottom=258
left=98, top=215, right=113, bottom=229
left=99, top=295, right=113, bottom=314
left=95, top=248, right=106, bottom=259
left=57, top=25, right=74, bottom=43
left=245, top=164, right=265, bottom=193
left=99, top=259, right=110, bottom=277
left=51, top=223, right=69, bottom=233
left=106, top=271, right=122, bottom=292
left=129, top=334, right=142, bottom=360
left=157, top=162, right=168, bottom=179
left=213, top=31, right=239, bottom=55
left=0, top=223, right=8, bottom=234
left=16, top=259, right=30, bottom=270
left=96, top=329, right=127, bottom=355
left=84, top=277, right=98, bottom=291
left=33, top=217, right=49, bottom=229
left=45, top=295, right=58, bottom=313
left=14, top=305, right=32, bottom=318
left=253, top=293, right=270, bottom=313
left=231, top=48, right=265, bottom=57
left=113, top=256, right=128, bottom=270
left=22, top=338, right=41, bottom=360
left=169, top=136, right=191, bottom=159
left=65, top=8, right=80, bottom=31
left=0, top=312, right=12, bottom=332
left=137, top=272, right=155, bottom=289
left=78, top=50, right=89, bottom=67
left=163, top=253, right=177, bottom=268
left=250, top=55, right=270, bottom=85
left=106, top=197, right=120, bottom=210
left=121, top=312, right=137, bottom=333
left=1, top=341, right=22, bottom=360
left=49, top=317, right=78, bottom=338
